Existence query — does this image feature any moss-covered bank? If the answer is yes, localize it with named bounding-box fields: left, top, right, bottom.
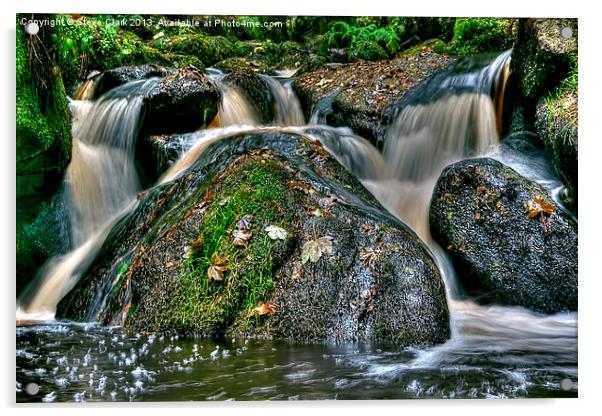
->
left=16, top=15, right=73, bottom=293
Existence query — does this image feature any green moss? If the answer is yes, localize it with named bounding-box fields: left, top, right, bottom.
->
left=164, top=34, right=235, bottom=67
left=450, top=18, right=514, bottom=55
left=164, top=158, right=292, bottom=334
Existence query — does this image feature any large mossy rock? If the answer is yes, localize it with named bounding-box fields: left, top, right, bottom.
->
left=16, top=17, right=72, bottom=293
left=292, top=53, right=451, bottom=146
left=430, top=158, right=577, bottom=314
left=510, top=18, right=577, bottom=102
left=144, top=67, right=221, bottom=134
left=58, top=133, right=450, bottom=346
left=535, top=90, right=578, bottom=201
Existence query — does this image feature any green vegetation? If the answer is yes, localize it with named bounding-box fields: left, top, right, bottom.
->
left=165, top=158, right=293, bottom=334
left=450, top=18, right=515, bottom=55
left=322, top=21, right=399, bottom=61
left=17, top=15, right=73, bottom=292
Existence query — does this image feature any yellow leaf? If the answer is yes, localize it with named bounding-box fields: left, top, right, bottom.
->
left=525, top=196, right=556, bottom=219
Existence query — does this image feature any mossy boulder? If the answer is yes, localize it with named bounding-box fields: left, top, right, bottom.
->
left=57, top=132, right=450, bottom=346
left=510, top=18, right=577, bottom=101
left=223, top=70, right=274, bottom=124
left=144, top=67, right=221, bottom=134
left=430, top=158, right=577, bottom=314
left=164, top=34, right=236, bottom=67
left=535, top=89, right=578, bottom=204
left=16, top=16, right=72, bottom=292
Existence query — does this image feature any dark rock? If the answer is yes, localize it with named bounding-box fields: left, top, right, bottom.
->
left=58, top=132, right=450, bottom=346
left=223, top=70, right=274, bottom=124
left=293, top=54, right=452, bottom=146
left=535, top=91, right=578, bottom=203
left=510, top=18, right=577, bottom=101
left=430, top=158, right=577, bottom=314
left=93, top=65, right=171, bottom=98
left=144, top=67, right=221, bottom=134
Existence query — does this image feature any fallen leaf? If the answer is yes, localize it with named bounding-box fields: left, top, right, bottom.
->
left=233, top=229, right=252, bottom=246
left=362, top=223, right=374, bottom=233
left=219, top=198, right=230, bottom=207
left=525, top=196, right=556, bottom=219
left=265, top=225, right=288, bottom=240
left=208, top=266, right=224, bottom=281
left=254, top=302, right=276, bottom=316
left=208, top=252, right=228, bottom=281
left=236, top=214, right=253, bottom=230
left=359, top=247, right=379, bottom=267
left=301, top=236, right=334, bottom=264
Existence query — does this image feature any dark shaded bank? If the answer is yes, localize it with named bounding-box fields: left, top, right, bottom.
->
left=58, top=132, right=450, bottom=346
left=16, top=15, right=73, bottom=294
left=430, top=158, right=577, bottom=314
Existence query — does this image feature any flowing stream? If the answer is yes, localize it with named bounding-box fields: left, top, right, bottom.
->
left=16, top=52, right=577, bottom=401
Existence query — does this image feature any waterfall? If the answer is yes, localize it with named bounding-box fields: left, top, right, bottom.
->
left=17, top=79, right=159, bottom=318
left=18, top=52, right=576, bottom=351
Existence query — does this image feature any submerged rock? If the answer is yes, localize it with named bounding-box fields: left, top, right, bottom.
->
left=430, top=158, right=577, bottom=314
left=144, top=67, right=221, bottom=134
left=57, top=132, right=450, bottom=346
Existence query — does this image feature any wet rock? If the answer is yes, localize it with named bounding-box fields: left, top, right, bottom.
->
left=293, top=53, right=451, bottom=146
left=223, top=70, right=274, bottom=124
left=144, top=67, right=221, bottom=134
left=430, top=158, right=577, bottom=314
left=57, top=132, right=450, bottom=346
left=510, top=18, right=577, bottom=101
left=135, top=133, right=188, bottom=183
left=535, top=90, right=578, bottom=204
left=93, top=65, right=171, bottom=98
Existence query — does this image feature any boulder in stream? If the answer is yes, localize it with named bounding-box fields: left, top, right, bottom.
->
left=93, top=65, right=172, bottom=98
left=144, top=67, right=221, bottom=134
left=58, top=132, right=450, bottom=346
left=430, top=157, right=577, bottom=314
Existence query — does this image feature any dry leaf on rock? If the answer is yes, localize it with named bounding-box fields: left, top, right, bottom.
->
left=301, top=236, right=334, bottom=264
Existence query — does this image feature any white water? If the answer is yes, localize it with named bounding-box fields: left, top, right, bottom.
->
left=18, top=56, right=576, bottom=361
left=18, top=79, right=158, bottom=317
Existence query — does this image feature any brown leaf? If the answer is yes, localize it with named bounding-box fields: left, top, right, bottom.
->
left=233, top=229, right=252, bottom=246
left=359, top=247, right=379, bottom=268
left=208, top=252, right=228, bottom=281
left=362, top=223, right=374, bottom=233
left=208, top=265, right=224, bottom=281
left=254, top=302, right=276, bottom=316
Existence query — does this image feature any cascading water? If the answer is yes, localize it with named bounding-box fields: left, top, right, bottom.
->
left=16, top=52, right=577, bottom=400
left=17, top=79, right=159, bottom=319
